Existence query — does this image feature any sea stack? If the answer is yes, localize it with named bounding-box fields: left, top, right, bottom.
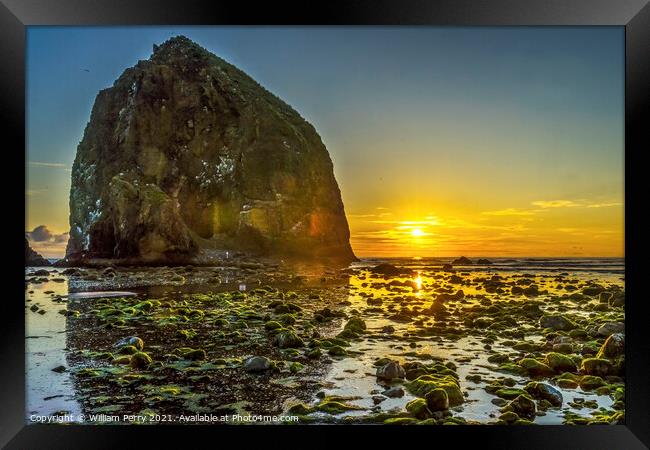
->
left=25, top=239, right=51, bottom=266
left=65, top=36, right=356, bottom=265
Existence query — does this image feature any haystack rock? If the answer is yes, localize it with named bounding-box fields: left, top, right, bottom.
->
left=64, top=36, right=356, bottom=265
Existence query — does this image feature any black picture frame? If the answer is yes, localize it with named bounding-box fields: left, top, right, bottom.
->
left=3, top=0, right=649, bottom=448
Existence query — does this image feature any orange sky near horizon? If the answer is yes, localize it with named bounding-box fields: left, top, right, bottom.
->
left=25, top=27, right=625, bottom=260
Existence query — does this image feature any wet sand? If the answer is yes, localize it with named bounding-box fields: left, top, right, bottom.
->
left=25, top=259, right=625, bottom=425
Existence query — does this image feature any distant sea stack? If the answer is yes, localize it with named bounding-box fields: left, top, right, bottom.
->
left=26, top=239, right=51, bottom=266
left=65, top=36, right=356, bottom=265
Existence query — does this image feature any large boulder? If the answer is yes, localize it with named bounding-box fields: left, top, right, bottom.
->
left=64, top=36, right=355, bottom=265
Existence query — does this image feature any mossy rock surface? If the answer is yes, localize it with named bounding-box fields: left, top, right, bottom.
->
left=405, top=374, right=463, bottom=406
left=130, top=352, right=153, bottom=368
left=545, top=352, right=577, bottom=373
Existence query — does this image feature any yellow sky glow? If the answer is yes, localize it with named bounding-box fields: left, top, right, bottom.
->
left=347, top=199, right=623, bottom=258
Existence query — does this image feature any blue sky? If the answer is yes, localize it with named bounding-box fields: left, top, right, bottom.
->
left=26, top=26, right=624, bottom=257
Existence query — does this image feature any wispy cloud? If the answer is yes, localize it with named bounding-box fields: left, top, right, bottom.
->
left=482, top=208, right=536, bottom=216
left=26, top=189, right=47, bottom=197
left=532, top=199, right=622, bottom=209
left=586, top=202, right=622, bottom=208
left=531, top=200, right=579, bottom=208
left=483, top=199, right=622, bottom=216
left=28, top=161, right=69, bottom=169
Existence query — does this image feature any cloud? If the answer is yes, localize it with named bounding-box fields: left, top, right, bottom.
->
left=482, top=208, right=536, bottom=216
left=531, top=199, right=622, bottom=209
left=26, top=189, right=47, bottom=197
left=54, top=233, right=69, bottom=243
left=531, top=200, right=579, bottom=208
left=27, top=225, right=53, bottom=241
left=26, top=225, right=69, bottom=259
left=586, top=202, right=622, bottom=208
left=28, top=161, right=68, bottom=168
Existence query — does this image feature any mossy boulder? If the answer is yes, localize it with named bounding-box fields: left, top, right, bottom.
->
left=273, top=330, right=304, bottom=349
left=405, top=374, right=463, bottom=406
left=174, top=347, right=207, bottom=360
left=328, top=345, right=348, bottom=357
left=499, top=411, right=520, bottom=424
left=130, top=352, right=153, bottom=368
left=287, top=403, right=312, bottom=415
left=579, top=375, right=606, bottom=390
left=545, top=352, right=577, bottom=373
left=557, top=379, right=579, bottom=389
left=506, top=394, right=536, bottom=420
left=580, top=358, right=614, bottom=377
left=316, top=399, right=365, bottom=415
left=596, top=333, right=624, bottom=359
left=343, top=317, right=366, bottom=334
left=406, top=398, right=432, bottom=419
left=112, top=355, right=132, bottom=365
left=539, top=315, right=576, bottom=331
left=117, top=345, right=139, bottom=355
left=524, top=382, right=562, bottom=407
left=385, top=417, right=419, bottom=425
left=264, top=320, right=283, bottom=331
left=424, top=388, right=449, bottom=411
left=518, top=358, right=555, bottom=377
left=495, top=388, right=528, bottom=400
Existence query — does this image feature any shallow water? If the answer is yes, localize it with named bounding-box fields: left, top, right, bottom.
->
left=25, top=276, right=82, bottom=420
left=25, top=258, right=625, bottom=425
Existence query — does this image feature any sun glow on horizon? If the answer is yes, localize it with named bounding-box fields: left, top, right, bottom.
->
left=411, top=228, right=425, bottom=237
left=347, top=201, right=624, bottom=258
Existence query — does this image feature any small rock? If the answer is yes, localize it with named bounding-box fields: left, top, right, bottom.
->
left=452, top=256, right=473, bottom=265
left=524, top=382, right=563, bottom=407
left=596, top=333, right=624, bottom=358
left=540, top=314, right=576, bottom=331
left=273, top=330, right=304, bottom=349
left=507, top=394, right=536, bottom=419
left=381, top=386, right=405, bottom=398
left=115, top=336, right=144, bottom=351
left=244, top=356, right=271, bottom=372
left=376, top=362, right=406, bottom=381
left=597, top=322, right=624, bottom=336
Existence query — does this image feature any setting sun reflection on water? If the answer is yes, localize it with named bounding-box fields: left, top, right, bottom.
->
left=414, top=272, right=422, bottom=290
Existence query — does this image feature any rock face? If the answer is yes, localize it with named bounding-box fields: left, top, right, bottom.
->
left=65, top=36, right=355, bottom=264
left=25, top=239, right=51, bottom=266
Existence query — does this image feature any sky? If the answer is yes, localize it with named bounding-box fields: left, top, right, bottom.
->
left=26, top=26, right=624, bottom=258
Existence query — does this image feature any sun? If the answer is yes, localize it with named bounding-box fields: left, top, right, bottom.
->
left=411, top=228, right=425, bottom=237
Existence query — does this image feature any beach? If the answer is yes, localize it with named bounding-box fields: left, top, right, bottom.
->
left=25, top=257, right=625, bottom=425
